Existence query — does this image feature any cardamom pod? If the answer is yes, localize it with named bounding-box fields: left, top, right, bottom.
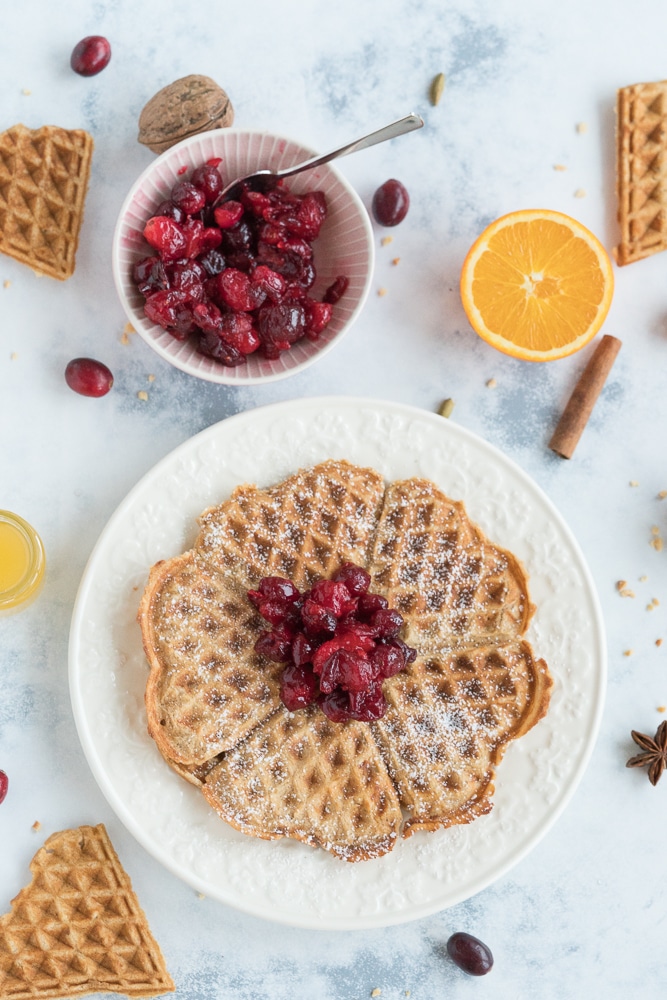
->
left=438, top=398, right=455, bottom=418
left=429, top=72, right=446, bottom=107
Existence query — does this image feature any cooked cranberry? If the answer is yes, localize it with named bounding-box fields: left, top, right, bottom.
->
left=143, top=216, right=187, bottom=261
left=199, top=249, right=226, bottom=276
left=301, top=599, right=337, bottom=638
left=221, top=220, right=253, bottom=252
left=309, top=580, right=357, bottom=618
left=171, top=180, right=206, bottom=216
left=153, top=200, right=186, bottom=224
left=133, top=256, right=168, bottom=296
left=251, top=265, right=286, bottom=303
left=304, top=300, right=333, bottom=339
left=320, top=688, right=352, bottom=723
left=0, top=770, right=8, bottom=805
left=254, top=625, right=294, bottom=662
left=219, top=315, right=261, bottom=355
left=191, top=164, right=223, bottom=204
left=372, top=179, right=410, bottom=227
left=197, top=331, right=245, bottom=366
left=215, top=268, right=263, bottom=312
left=144, top=289, right=188, bottom=330
left=389, top=636, right=417, bottom=664
left=70, top=36, right=111, bottom=76
left=249, top=577, right=301, bottom=604
left=214, top=201, right=244, bottom=229
left=370, top=643, right=405, bottom=679
left=348, top=681, right=387, bottom=721
left=446, top=933, right=494, bottom=976
left=65, top=358, right=113, bottom=397
left=281, top=663, right=320, bottom=711
left=333, top=563, right=371, bottom=596
left=291, top=632, right=314, bottom=667
left=357, top=592, right=389, bottom=619
left=166, top=261, right=206, bottom=302
left=370, top=608, right=404, bottom=638
left=257, top=302, right=306, bottom=345
left=323, top=276, right=349, bottom=304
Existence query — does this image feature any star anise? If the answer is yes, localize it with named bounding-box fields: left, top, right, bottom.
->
left=626, top=721, right=667, bottom=785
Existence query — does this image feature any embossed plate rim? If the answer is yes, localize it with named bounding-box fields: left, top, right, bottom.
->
left=68, top=396, right=606, bottom=929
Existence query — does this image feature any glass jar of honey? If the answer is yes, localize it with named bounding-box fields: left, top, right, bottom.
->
left=0, top=510, right=45, bottom=614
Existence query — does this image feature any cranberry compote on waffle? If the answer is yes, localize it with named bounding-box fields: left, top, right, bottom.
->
left=248, top=563, right=417, bottom=722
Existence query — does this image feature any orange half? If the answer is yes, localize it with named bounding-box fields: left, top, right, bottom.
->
left=460, top=209, right=614, bottom=361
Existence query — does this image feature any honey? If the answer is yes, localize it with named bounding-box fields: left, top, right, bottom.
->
left=0, top=511, right=45, bottom=613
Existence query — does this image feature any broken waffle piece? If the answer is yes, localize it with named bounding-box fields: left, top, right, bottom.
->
left=616, top=80, right=667, bottom=265
left=0, top=124, right=93, bottom=280
left=0, top=824, right=174, bottom=999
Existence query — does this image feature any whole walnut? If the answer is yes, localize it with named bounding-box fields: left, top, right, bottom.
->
left=138, top=75, right=234, bottom=154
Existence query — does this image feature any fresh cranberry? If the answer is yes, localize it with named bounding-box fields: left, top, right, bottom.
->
left=0, top=770, right=8, bottom=805
left=70, top=36, right=111, bottom=76
left=143, top=216, right=187, bottom=261
left=372, top=179, right=410, bottom=227
left=280, top=663, right=320, bottom=711
left=446, top=933, right=494, bottom=976
left=65, top=358, right=113, bottom=397
left=333, top=563, right=371, bottom=596
left=323, top=276, right=349, bottom=304
left=191, top=164, right=223, bottom=204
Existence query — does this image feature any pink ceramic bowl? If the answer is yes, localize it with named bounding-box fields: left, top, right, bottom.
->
left=112, top=129, right=374, bottom=385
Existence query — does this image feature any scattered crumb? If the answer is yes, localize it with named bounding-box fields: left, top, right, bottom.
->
left=3, top=280, right=11, bottom=288
left=574, top=188, right=586, bottom=198
left=553, top=164, right=567, bottom=171
left=629, top=480, right=639, bottom=487
left=124, top=322, right=135, bottom=335
left=486, top=377, right=497, bottom=388
left=371, top=991, right=382, bottom=998
left=120, top=321, right=135, bottom=346
left=617, top=581, right=635, bottom=598
left=658, top=490, right=667, bottom=500
left=391, top=257, right=401, bottom=266
left=10, top=352, right=18, bottom=361
left=658, top=706, right=666, bottom=713
left=623, top=649, right=633, bottom=657
left=378, top=287, right=387, bottom=297
left=31, top=821, right=41, bottom=832
left=576, top=122, right=588, bottom=134
left=438, top=398, right=455, bottom=419
left=656, top=639, right=663, bottom=647
left=120, top=331, right=130, bottom=345
left=651, top=537, right=664, bottom=552
left=137, top=390, right=149, bottom=402
left=148, top=374, right=155, bottom=382
left=647, top=603, right=655, bottom=611
left=405, top=993, right=411, bottom=998
left=381, top=236, right=393, bottom=246
left=652, top=598, right=660, bottom=607
left=640, top=575, right=648, bottom=583
left=196, top=892, right=206, bottom=900
left=22, top=88, right=31, bottom=96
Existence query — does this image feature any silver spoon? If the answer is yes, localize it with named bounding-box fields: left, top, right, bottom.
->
left=212, top=112, right=424, bottom=205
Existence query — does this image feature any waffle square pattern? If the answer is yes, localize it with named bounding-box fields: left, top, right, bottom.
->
left=616, top=80, right=667, bottom=265
left=139, top=460, right=552, bottom=862
left=0, top=124, right=93, bottom=280
left=0, top=824, right=174, bottom=998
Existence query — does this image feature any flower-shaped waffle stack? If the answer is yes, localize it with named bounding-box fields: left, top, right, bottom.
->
left=138, top=460, right=552, bottom=861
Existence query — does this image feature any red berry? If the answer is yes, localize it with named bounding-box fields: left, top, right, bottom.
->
left=0, top=770, right=8, bottom=805
left=213, top=202, right=244, bottom=229
left=371, top=179, right=410, bottom=227
left=143, top=216, right=187, bottom=261
left=171, top=181, right=206, bottom=216
left=323, top=275, right=349, bottom=304
left=70, top=36, right=111, bottom=76
left=280, top=663, right=320, bottom=711
left=65, top=358, right=113, bottom=397
left=190, top=164, right=223, bottom=204
left=333, top=563, right=371, bottom=596
left=446, top=933, right=494, bottom=976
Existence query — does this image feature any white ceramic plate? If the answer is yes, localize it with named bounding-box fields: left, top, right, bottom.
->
left=68, top=397, right=605, bottom=930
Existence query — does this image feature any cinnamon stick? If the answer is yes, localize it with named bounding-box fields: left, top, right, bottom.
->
left=549, top=334, right=622, bottom=459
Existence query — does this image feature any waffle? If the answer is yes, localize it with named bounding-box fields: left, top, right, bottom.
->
left=203, top=705, right=403, bottom=860
left=616, top=80, right=667, bottom=265
left=0, top=124, right=93, bottom=280
left=0, top=824, right=174, bottom=999
left=138, top=460, right=552, bottom=860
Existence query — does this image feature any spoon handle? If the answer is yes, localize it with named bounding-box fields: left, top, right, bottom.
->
left=275, top=113, right=424, bottom=180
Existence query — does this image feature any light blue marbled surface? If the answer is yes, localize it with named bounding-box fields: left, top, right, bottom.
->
left=1, top=1, right=666, bottom=996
